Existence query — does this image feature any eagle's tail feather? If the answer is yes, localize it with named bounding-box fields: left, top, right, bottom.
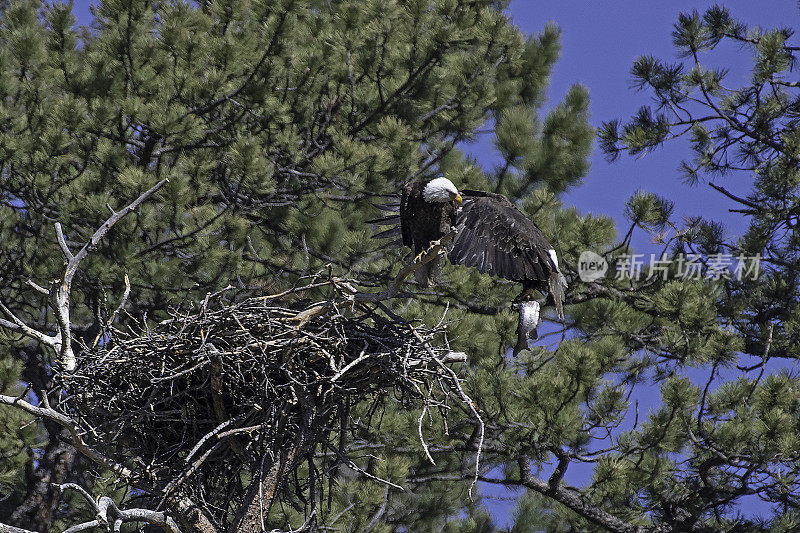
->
left=414, top=256, right=441, bottom=287
left=548, top=271, right=567, bottom=322
left=372, top=226, right=402, bottom=239
left=429, top=257, right=441, bottom=284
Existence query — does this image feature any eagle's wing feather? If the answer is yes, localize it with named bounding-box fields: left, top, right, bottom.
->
left=372, top=225, right=403, bottom=239
left=449, top=191, right=557, bottom=283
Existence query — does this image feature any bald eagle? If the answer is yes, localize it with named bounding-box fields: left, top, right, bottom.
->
left=399, top=177, right=463, bottom=287
left=372, top=177, right=567, bottom=354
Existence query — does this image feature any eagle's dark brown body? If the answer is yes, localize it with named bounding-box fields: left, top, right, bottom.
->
left=399, top=180, right=458, bottom=286
left=400, top=180, right=457, bottom=254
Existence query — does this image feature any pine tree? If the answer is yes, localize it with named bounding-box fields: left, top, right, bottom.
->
left=595, top=4, right=800, bottom=531
left=0, top=0, right=593, bottom=529
left=9, top=1, right=797, bottom=532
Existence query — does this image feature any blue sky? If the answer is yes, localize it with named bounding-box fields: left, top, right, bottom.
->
left=501, top=1, right=799, bottom=253
left=66, top=0, right=800, bottom=527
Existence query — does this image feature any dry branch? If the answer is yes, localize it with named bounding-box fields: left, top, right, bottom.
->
left=0, top=178, right=168, bottom=371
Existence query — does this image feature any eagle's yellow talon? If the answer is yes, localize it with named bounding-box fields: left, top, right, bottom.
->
left=415, top=240, right=442, bottom=263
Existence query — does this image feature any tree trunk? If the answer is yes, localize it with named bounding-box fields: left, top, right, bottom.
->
left=233, top=400, right=319, bottom=533
left=10, top=428, right=76, bottom=531
left=234, top=445, right=302, bottom=532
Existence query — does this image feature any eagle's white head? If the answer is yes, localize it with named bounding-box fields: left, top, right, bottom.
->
left=423, top=177, right=463, bottom=204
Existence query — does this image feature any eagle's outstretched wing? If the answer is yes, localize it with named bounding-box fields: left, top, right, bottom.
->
left=448, top=190, right=565, bottom=319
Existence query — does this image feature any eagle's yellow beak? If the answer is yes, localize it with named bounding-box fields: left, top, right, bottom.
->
left=455, top=193, right=463, bottom=205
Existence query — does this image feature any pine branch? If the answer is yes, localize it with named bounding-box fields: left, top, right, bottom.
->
left=0, top=484, right=182, bottom=533
left=514, top=455, right=669, bottom=533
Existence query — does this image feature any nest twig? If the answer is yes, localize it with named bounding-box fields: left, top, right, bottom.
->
left=58, top=277, right=470, bottom=526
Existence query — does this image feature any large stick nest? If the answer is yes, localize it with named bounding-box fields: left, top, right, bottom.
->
left=58, top=279, right=462, bottom=519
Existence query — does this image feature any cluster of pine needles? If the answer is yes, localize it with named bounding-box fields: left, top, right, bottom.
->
left=57, top=277, right=465, bottom=523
